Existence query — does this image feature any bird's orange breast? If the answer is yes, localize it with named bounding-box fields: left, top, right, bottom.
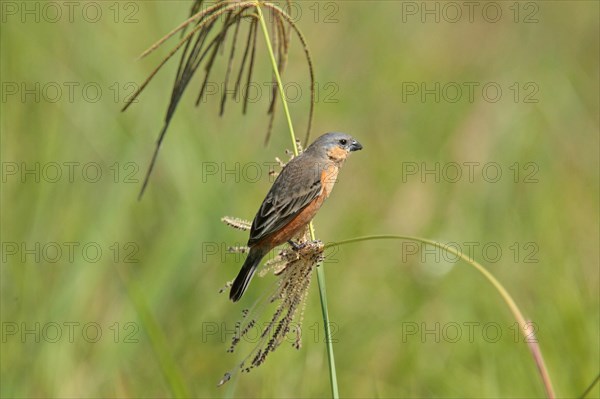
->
left=256, top=163, right=339, bottom=248
left=321, top=163, right=339, bottom=198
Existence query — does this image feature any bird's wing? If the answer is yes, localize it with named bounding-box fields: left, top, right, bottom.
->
left=248, top=156, right=323, bottom=246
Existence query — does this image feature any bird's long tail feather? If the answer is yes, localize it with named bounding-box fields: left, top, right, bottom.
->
left=230, top=248, right=265, bottom=302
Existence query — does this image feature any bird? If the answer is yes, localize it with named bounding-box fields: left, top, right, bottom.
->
left=230, top=132, right=363, bottom=302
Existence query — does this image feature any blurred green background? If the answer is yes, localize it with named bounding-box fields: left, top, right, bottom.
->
left=2, top=1, right=598, bottom=397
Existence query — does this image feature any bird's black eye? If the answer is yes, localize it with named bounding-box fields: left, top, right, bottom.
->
left=339, top=139, right=347, bottom=145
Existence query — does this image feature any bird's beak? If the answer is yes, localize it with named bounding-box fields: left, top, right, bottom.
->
left=350, top=140, right=363, bottom=152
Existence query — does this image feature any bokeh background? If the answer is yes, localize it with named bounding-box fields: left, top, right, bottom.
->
left=2, top=1, right=598, bottom=398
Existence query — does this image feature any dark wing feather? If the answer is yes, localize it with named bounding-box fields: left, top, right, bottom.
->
left=248, top=156, right=323, bottom=246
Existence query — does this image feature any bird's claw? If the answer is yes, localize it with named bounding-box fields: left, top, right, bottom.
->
left=287, top=240, right=307, bottom=251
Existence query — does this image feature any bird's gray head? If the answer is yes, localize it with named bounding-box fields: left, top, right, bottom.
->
left=304, top=132, right=363, bottom=162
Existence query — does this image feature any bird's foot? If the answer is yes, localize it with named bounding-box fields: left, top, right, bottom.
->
left=288, top=240, right=307, bottom=251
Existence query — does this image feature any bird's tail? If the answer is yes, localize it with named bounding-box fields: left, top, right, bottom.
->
left=230, top=247, right=265, bottom=302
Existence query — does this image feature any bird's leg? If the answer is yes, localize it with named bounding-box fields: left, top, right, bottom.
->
left=288, top=240, right=307, bottom=251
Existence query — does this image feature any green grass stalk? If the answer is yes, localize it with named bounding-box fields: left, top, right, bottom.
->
left=325, top=235, right=556, bottom=399
left=255, top=4, right=339, bottom=398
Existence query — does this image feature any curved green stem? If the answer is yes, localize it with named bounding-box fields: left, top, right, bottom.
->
left=256, top=4, right=339, bottom=398
left=580, top=373, right=600, bottom=398
left=325, top=235, right=556, bottom=399
left=255, top=4, right=298, bottom=156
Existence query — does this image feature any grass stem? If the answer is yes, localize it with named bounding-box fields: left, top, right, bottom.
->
left=325, top=234, right=556, bottom=399
left=256, top=4, right=339, bottom=398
